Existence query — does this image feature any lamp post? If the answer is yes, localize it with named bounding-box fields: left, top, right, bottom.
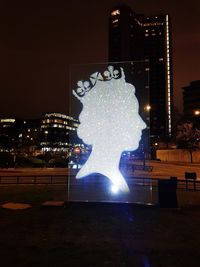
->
left=44, top=131, right=48, bottom=152
left=143, top=104, right=151, bottom=162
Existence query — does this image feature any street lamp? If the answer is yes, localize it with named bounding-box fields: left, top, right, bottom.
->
left=144, top=104, right=151, bottom=112
left=44, top=131, right=48, bottom=152
left=194, top=110, right=200, bottom=116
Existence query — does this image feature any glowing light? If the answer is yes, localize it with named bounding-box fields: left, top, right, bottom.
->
left=74, top=147, right=81, bottom=154
left=73, top=66, right=146, bottom=193
left=110, top=184, right=119, bottom=194
left=165, top=14, right=172, bottom=136
left=0, top=119, right=15, bottom=123
left=144, top=104, right=151, bottom=111
left=111, top=9, right=120, bottom=16
left=112, top=19, right=118, bottom=24
left=44, top=113, right=78, bottom=121
left=194, top=110, right=200, bottom=115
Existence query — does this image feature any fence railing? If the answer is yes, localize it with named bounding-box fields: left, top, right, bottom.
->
left=0, top=174, right=200, bottom=191
left=0, top=175, right=68, bottom=185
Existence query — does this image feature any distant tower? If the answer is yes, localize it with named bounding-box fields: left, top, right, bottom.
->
left=183, top=81, right=200, bottom=116
left=109, top=5, right=173, bottom=139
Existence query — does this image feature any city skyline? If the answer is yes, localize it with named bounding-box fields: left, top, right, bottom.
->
left=0, top=0, right=199, bottom=119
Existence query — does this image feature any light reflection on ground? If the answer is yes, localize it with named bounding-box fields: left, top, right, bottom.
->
left=1, top=202, right=32, bottom=210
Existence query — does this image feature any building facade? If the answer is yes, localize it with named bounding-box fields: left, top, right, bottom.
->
left=0, top=118, right=16, bottom=152
left=0, top=113, right=79, bottom=154
left=183, top=81, right=200, bottom=116
left=109, top=5, right=173, bottom=139
left=40, top=112, right=79, bottom=152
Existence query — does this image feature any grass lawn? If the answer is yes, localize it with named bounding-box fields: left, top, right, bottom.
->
left=0, top=185, right=66, bottom=204
left=0, top=186, right=200, bottom=266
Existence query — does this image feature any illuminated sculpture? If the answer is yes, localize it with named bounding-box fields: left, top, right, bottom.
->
left=73, top=66, right=146, bottom=193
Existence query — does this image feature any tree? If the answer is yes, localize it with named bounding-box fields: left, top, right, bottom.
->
left=176, top=121, right=200, bottom=163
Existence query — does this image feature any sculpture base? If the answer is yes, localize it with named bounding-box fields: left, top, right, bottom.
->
left=67, top=174, right=157, bottom=205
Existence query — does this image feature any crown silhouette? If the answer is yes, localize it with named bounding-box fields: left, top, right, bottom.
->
left=73, top=65, right=123, bottom=100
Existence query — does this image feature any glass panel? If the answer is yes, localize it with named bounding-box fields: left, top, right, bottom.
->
left=68, top=61, right=156, bottom=204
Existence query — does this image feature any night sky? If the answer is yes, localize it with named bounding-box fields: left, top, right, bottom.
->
left=0, top=0, right=199, bottom=119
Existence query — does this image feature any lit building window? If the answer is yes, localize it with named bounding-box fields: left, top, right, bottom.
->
left=111, top=9, right=120, bottom=16
left=0, top=119, right=15, bottom=123
left=143, top=22, right=163, bottom=27
left=112, top=19, right=118, bottom=24
left=165, top=14, right=172, bottom=136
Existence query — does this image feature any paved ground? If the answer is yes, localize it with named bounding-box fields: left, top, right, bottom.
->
left=1, top=160, right=200, bottom=180
left=0, top=201, right=200, bottom=267
left=0, top=163, right=200, bottom=266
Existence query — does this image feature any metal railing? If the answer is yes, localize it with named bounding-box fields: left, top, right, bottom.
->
left=0, top=174, right=200, bottom=191
left=0, top=175, right=68, bottom=185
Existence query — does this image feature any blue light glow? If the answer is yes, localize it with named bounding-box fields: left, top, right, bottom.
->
left=110, top=184, right=119, bottom=194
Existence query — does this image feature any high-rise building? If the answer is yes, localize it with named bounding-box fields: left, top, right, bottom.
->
left=183, top=80, right=200, bottom=116
left=109, top=5, right=173, bottom=139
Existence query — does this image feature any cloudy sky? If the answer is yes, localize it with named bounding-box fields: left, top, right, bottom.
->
left=0, top=0, right=199, bottom=118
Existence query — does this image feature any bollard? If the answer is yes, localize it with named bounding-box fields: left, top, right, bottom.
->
left=185, top=172, right=196, bottom=191
left=158, top=178, right=178, bottom=208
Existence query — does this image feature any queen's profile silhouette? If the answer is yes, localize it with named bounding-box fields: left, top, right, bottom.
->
left=73, top=66, right=146, bottom=192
